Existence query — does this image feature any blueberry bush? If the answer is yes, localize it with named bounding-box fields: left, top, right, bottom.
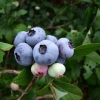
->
left=0, top=0, right=100, bottom=100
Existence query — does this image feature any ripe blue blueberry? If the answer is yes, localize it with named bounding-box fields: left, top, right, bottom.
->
left=56, top=55, right=65, bottom=64
left=14, top=31, right=27, bottom=47
left=33, top=40, right=59, bottom=65
left=14, top=43, right=33, bottom=66
left=26, top=27, right=46, bottom=46
left=57, top=38, right=74, bottom=58
left=45, top=35, right=57, bottom=44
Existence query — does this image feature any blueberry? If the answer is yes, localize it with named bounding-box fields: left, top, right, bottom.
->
left=26, top=27, right=46, bottom=46
left=56, top=55, right=65, bottom=64
left=14, top=31, right=27, bottom=47
left=57, top=38, right=74, bottom=58
left=33, top=40, right=59, bottom=65
left=14, top=43, right=33, bottom=66
left=45, top=35, right=57, bottom=44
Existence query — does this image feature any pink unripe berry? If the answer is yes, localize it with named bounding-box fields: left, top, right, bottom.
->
left=31, top=63, right=48, bottom=78
left=10, top=82, right=19, bottom=91
left=48, top=63, right=66, bottom=77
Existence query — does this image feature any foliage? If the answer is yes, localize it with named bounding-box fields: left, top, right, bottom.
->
left=0, top=0, right=100, bottom=100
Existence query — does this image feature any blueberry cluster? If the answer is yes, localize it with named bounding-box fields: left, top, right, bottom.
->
left=14, top=26, right=74, bottom=67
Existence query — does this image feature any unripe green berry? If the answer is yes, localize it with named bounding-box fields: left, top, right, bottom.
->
left=10, top=82, right=19, bottom=91
left=48, top=63, right=66, bottom=77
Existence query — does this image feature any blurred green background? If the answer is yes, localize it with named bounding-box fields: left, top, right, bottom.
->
left=0, top=0, right=100, bottom=100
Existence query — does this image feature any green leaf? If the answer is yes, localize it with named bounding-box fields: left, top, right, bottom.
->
left=13, top=67, right=33, bottom=86
left=71, top=43, right=100, bottom=59
left=82, top=30, right=91, bottom=45
left=90, top=88, right=100, bottom=100
left=0, top=42, right=13, bottom=51
left=13, top=23, right=27, bottom=35
left=37, top=84, right=51, bottom=96
left=86, top=74, right=97, bottom=86
left=66, top=31, right=84, bottom=47
left=84, top=57, right=96, bottom=69
left=55, top=76, right=70, bottom=83
left=77, top=0, right=93, bottom=3
left=5, top=30, right=13, bottom=43
left=84, top=5, right=97, bottom=27
left=52, top=80, right=83, bottom=100
left=86, top=52, right=100, bottom=64
left=93, top=31, right=100, bottom=43
left=43, top=1, right=53, bottom=8
left=96, top=67, right=100, bottom=80
left=0, top=51, right=5, bottom=63
left=82, top=29, right=100, bottom=64
left=51, top=86, right=68, bottom=100
left=83, top=64, right=93, bottom=79
left=93, top=9, right=100, bottom=30
left=18, top=9, right=27, bottom=16
left=83, top=57, right=96, bottom=79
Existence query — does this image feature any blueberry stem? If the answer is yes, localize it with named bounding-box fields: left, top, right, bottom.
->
left=17, top=76, right=37, bottom=100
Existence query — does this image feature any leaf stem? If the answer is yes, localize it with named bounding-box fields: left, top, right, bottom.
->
left=17, top=76, right=37, bottom=100
left=35, top=94, right=53, bottom=100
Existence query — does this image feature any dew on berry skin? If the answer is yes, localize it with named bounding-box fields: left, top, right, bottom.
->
left=28, top=29, right=36, bottom=36
left=15, top=53, right=20, bottom=61
left=39, top=45, right=47, bottom=54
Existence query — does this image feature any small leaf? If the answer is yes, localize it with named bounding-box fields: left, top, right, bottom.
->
left=82, top=57, right=96, bottom=79
left=13, top=23, right=27, bottom=35
left=5, top=30, right=13, bottom=43
left=37, top=84, right=51, bottom=96
left=52, top=80, right=83, bottom=100
left=0, top=51, right=5, bottom=63
left=86, top=52, right=100, bottom=64
left=0, top=42, right=13, bottom=51
left=13, top=67, right=33, bottom=86
left=83, top=65, right=93, bottom=79
left=66, top=31, right=84, bottom=47
left=71, top=43, right=100, bottom=59
left=18, top=9, right=27, bottom=16
left=93, top=31, right=100, bottom=43
left=96, top=67, right=100, bottom=80
left=51, top=85, right=68, bottom=100
left=55, top=76, right=70, bottom=83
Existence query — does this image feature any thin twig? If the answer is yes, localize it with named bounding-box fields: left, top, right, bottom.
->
left=17, top=76, right=37, bottom=100
left=0, top=70, right=20, bottom=76
left=35, top=94, right=54, bottom=100
left=50, top=6, right=68, bottom=26
left=20, top=0, right=25, bottom=8
left=45, top=20, right=74, bottom=30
